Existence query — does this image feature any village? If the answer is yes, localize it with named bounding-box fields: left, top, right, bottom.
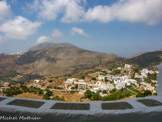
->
left=64, top=64, right=158, bottom=97
left=0, top=64, right=159, bottom=101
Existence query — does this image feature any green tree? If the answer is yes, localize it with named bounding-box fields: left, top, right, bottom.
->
left=110, top=88, right=116, bottom=93
left=136, top=92, right=145, bottom=97
left=48, top=80, right=53, bottom=83
left=102, top=90, right=107, bottom=94
left=43, top=90, right=53, bottom=100
left=75, top=84, right=78, bottom=89
left=84, top=90, right=92, bottom=98
left=105, top=77, right=108, bottom=82
left=144, top=90, right=152, bottom=96
left=91, top=92, right=101, bottom=100
left=111, top=69, right=121, bottom=75
left=79, top=76, right=85, bottom=79
left=92, top=77, right=96, bottom=80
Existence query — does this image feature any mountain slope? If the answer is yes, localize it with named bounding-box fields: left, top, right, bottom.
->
left=0, top=54, right=17, bottom=76
left=129, top=51, right=147, bottom=59
left=14, top=43, right=118, bottom=77
left=126, top=51, right=162, bottom=68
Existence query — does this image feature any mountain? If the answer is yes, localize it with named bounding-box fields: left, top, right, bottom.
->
left=157, top=48, right=162, bottom=51
left=0, top=54, right=17, bottom=76
left=0, top=42, right=161, bottom=80
left=129, top=51, right=147, bottom=59
left=126, top=51, right=162, bottom=68
left=14, top=42, right=118, bottom=77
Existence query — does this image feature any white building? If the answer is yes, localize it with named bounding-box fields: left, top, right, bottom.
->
left=78, top=79, right=85, bottom=82
left=78, top=82, right=87, bottom=89
left=98, top=75, right=105, bottom=80
left=107, top=83, right=115, bottom=91
left=98, top=83, right=108, bottom=91
left=124, top=64, right=132, bottom=69
left=34, top=79, right=40, bottom=83
left=117, top=67, right=122, bottom=70
left=92, top=87, right=100, bottom=92
left=134, top=73, right=142, bottom=79
left=66, top=78, right=76, bottom=84
left=120, top=76, right=129, bottom=81
left=141, top=69, right=149, bottom=78
left=149, top=70, right=155, bottom=74
left=116, top=82, right=126, bottom=90
left=100, top=92, right=108, bottom=97
left=112, top=76, right=121, bottom=85
left=95, top=81, right=102, bottom=86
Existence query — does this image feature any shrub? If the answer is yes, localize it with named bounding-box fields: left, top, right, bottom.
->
left=48, top=80, right=53, bottom=83
left=91, top=92, right=101, bottom=100
left=53, top=96, right=65, bottom=101
left=92, top=77, right=96, bottom=80
left=84, top=90, right=93, bottom=98
left=144, top=90, right=152, bottom=96
left=111, top=69, right=121, bottom=75
left=79, top=76, right=85, bottom=79
left=102, top=90, right=107, bottom=94
left=136, top=92, right=145, bottom=97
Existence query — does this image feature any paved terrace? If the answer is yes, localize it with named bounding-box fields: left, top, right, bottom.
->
left=0, top=63, right=162, bottom=122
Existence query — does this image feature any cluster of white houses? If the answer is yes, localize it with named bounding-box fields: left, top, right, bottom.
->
left=0, top=81, right=10, bottom=93
left=134, top=68, right=159, bottom=80
left=65, top=75, right=138, bottom=94
left=65, top=64, right=158, bottom=95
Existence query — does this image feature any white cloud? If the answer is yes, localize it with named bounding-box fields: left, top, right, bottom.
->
left=0, top=16, right=42, bottom=40
left=85, top=6, right=113, bottom=23
left=61, top=0, right=85, bottom=23
left=36, top=36, right=49, bottom=44
left=0, top=1, right=12, bottom=22
left=85, top=0, right=162, bottom=25
left=71, top=27, right=89, bottom=37
left=30, top=0, right=85, bottom=23
left=0, top=35, right=5, bottom=44
left=52, top=29, right=63, bottom=38
left=29, top=0, right=162, bottom=25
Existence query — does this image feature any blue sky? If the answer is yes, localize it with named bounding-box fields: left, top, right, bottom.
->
left=0, top=0, right=162, bottom=57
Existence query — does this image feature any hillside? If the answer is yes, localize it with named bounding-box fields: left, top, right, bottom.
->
left=126, top=51, right=162, bottom=68
left=0, top=43, right=161, bottom=80
left=0, top=54, right=17, bottom=76
left=129, top=51, right=147, bottom=59
left=14, top=43, right=118, bottom=77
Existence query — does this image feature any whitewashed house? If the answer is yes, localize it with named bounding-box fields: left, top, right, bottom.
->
left=98, top=83, right=108, bottom=91
left=129, top=79, right=138, bottom=86
left=112, top=76, right=121, bottom=85
left=107, top=83, right=115, bottom=91
left=66, top=78, right=76, bottom=84
left=149, top=70, right=155, bottom=74
left=34, top=79, right=40, bottom=83
left=98, top=75, right=105, bottom=80
left=78, top=79, right=85, bottom=82
left=134, top=73, right=142, bottom=79
left=78, top=82, right=87, bottom=89
left=116, top=82, right=126, bottom=90
left=124, top=64, right=132, bottom=69
left=95, top=81, right=102, bottom=86
left=141, top=69, right=149, bottom=78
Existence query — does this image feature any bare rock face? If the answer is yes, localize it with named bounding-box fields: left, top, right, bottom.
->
left=14, top=43, right=117, bottom=77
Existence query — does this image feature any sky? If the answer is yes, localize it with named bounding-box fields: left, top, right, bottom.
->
left=0, top=0, right=162, bottom=57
